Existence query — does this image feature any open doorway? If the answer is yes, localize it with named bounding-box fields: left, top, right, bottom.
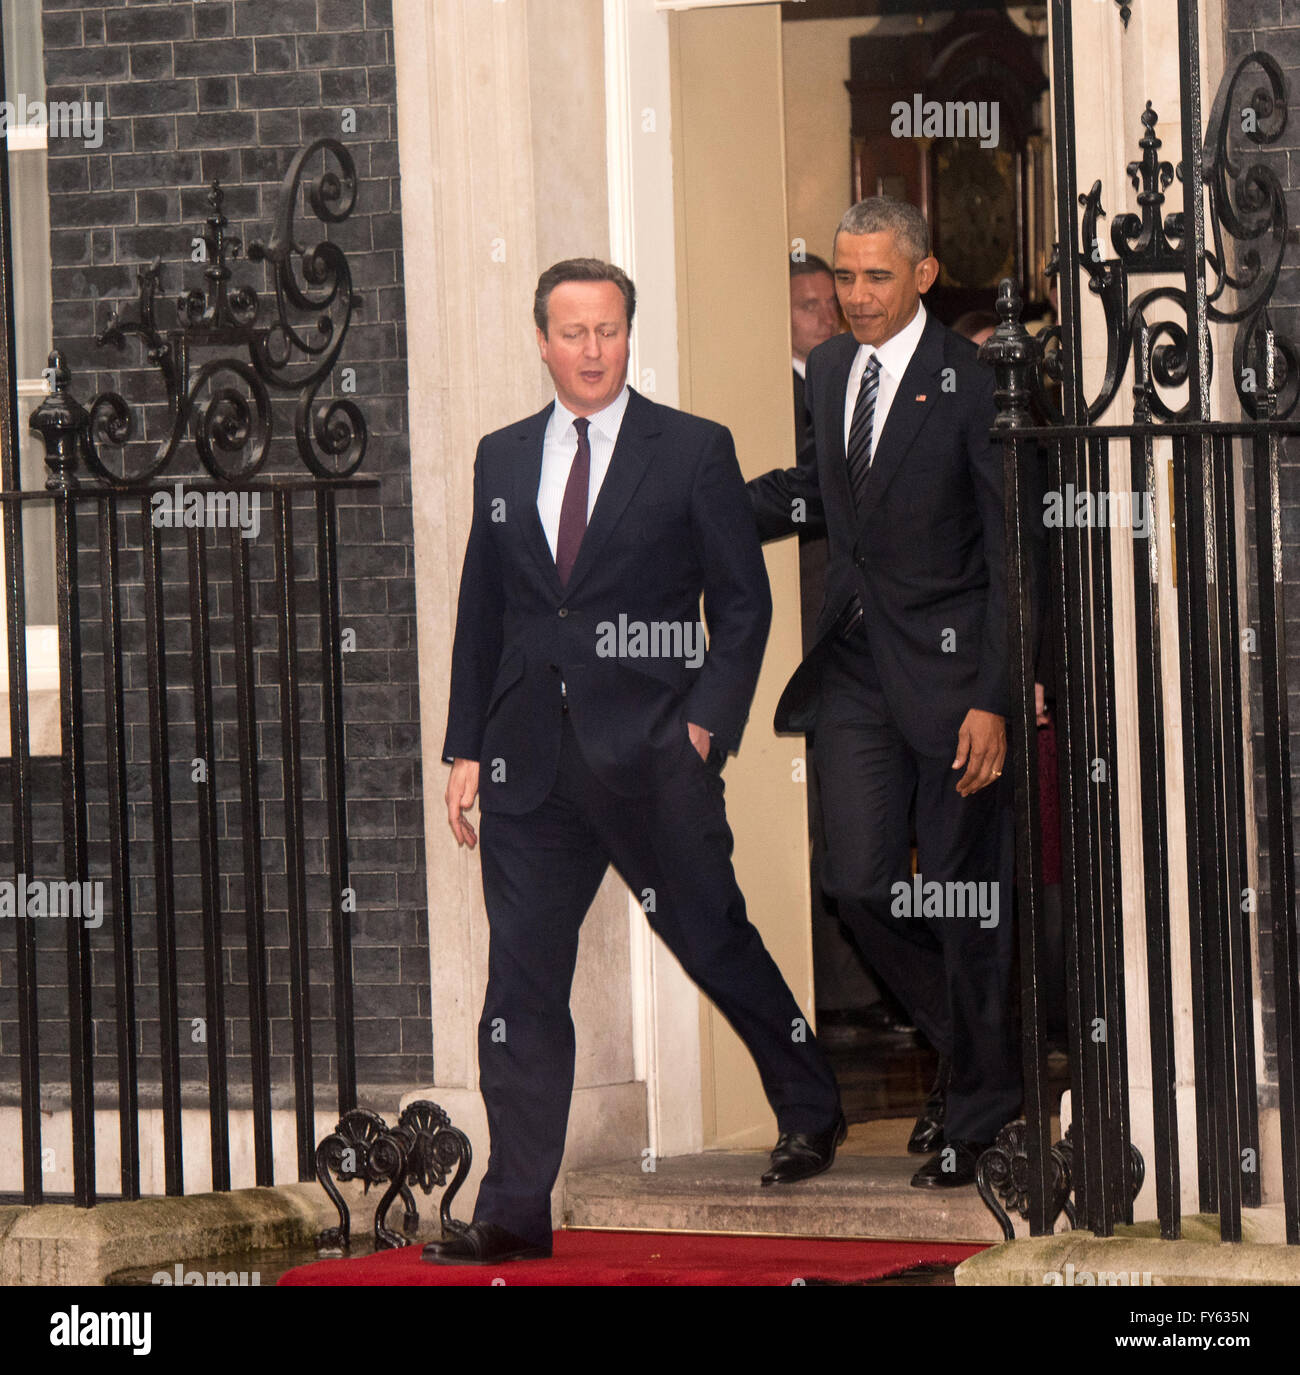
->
left=778, top=2, right=1063, bottom=1136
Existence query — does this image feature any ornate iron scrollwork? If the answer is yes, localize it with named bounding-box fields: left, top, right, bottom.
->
left=1076, top=102, right=1200, bottom=423
left=976, top=1122, right=1145, bottom=1241
left=371, top=1100, right=473, bottom=1251
left=1203, top=50, right=1299, bottom=419
left=314, top=1108, right=393, bottom=1251
left=975, top=1121, right=1074, bottom=1242
left=1009, top=65, right=1297, bottom=427
left=88, top=138, right=367, bottom=486
left=315, top=1100, right=472, bottom=1253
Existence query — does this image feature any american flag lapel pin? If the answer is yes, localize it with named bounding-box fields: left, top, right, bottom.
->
left=915, top=393, right=927, bottom=402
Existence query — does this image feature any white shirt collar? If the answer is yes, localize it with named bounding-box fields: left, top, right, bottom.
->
left=550, top=382, right=631, bottom=443
left=792, top=356, right=806, bottom=379
left=862, top=301, right=928, bottom=378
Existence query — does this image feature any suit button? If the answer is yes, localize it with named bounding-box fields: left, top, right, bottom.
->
left=548, top=663, right=559, bottom=673
left=558, top=608, right=568, bottom=618
left=854, top=555, right=865, bottom=569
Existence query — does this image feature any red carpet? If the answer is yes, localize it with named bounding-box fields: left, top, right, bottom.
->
left=279, top=1231, right=986, bottom=1286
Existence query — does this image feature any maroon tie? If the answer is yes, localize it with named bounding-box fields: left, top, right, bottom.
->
left=555, top=416, right=591, bottom=586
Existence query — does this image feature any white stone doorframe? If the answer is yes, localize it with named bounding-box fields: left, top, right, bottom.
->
left=602, top=0, right=705, bottom=1162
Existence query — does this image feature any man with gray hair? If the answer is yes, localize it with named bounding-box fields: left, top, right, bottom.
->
left=749, top=197, right=1020, bottom=1189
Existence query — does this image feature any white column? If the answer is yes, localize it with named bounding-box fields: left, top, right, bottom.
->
left=394, top=0, right=645, bottom=1226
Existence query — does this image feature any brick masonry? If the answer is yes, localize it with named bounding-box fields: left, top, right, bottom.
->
left=0, top=0, right=430, bottom=1115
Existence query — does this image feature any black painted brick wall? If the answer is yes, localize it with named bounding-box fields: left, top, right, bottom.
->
left=1224, top=0, right=1300, bottom=1094
left=0, top=0, right=430, bottom=1105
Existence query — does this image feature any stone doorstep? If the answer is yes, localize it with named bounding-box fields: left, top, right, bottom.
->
left=957, top=1214, right=1300, bottom=1286
left=0, top=1181, right=366, bottom=1287
left=562, top=1151, right=1012, bottom=1244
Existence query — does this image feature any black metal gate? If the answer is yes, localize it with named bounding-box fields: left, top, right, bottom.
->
left=981, top=0, right=1300, bottom=1245
left=0, top=131, right=372, bottom=1206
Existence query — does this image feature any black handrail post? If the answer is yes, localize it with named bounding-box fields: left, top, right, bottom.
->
left=1254, top=333, right=1300, bottom=1241
left=30, top=351, right=95, bottom=1206
left=984, top=279, right=1052, bottom=1235
left=100, top=493, right=140, bottom=1199
left=1130, top=326, right=1181, bottom=1240
left=317, top=488, right=357, bottom=1116
left=229, top=520, right=274, bottom=1185
left=275, top=490, right=315, bottom=1179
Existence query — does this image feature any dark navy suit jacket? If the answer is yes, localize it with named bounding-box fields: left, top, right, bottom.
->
left=749, top=313, right=1007, bottom=757
left=443, top=387, right=772, bottom=815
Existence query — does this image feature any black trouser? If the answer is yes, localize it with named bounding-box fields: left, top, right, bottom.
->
left=814, top=630, right=1021, bottom=1145
left=474, top=712, right=842, bottom=1246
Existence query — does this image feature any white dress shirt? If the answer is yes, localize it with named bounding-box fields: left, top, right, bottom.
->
left=842, top=302, right=928, bottom=460
left=537, top=383, right=631, bottom=558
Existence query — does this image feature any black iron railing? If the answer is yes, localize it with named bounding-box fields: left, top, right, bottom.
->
left=977, top=0, right=1300, bottom=1246
left=3, top=141, right=373, bottom=1206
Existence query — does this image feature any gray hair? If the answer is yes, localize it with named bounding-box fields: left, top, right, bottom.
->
left=834, top=197, right=931, bottom=264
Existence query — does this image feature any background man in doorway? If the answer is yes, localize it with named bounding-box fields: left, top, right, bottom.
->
left=751, top=199, right=1021, bottom=1189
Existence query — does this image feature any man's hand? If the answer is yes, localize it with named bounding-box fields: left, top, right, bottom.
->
left=952, top=709, right=1006, bottom=797
left=446, top=759, right=480, bottom=848
left=687, top=722, right=711, bottom=762
left=1035, top=681, right=1049, bottom=727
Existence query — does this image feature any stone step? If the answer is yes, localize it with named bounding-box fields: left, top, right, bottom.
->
left=561, top=1120, right=1016, bottom=1244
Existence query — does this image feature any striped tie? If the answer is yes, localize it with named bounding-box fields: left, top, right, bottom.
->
left=845, top=355, right=881, bottom=513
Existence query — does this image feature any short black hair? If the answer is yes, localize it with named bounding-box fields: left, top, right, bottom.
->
left=534, top=259, right=636, bottom=333
left=790, top=254, right=833, bottom=282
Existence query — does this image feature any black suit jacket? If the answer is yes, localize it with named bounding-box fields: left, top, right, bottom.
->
left=750, top=313, right=1007, bottom=758
left=444, top=388, right=772, bottom=815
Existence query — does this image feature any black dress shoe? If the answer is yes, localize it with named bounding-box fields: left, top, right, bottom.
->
left=421, top=1221, right=551, bottom=1265
left=907, top=1055, right=951, bottom=1155
left=909, top=1139, right=988, bottom=1190
left=760, top=1111, right=847, bottom=1186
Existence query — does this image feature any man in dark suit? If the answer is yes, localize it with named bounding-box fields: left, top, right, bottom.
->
left=749, top=199, right=1021, bottom=1189
left=428, top=259, right=845, bottom=1265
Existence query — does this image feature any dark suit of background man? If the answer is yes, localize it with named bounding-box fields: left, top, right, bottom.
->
left=429, top=259, right=845, bottom=1266
left=749, top=200, right=1021, bottom=1189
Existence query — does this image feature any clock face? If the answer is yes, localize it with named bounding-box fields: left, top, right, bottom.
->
left=934, top=141, right=1016, bottom=288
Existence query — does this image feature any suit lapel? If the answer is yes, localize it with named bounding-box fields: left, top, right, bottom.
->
left=563, top=388, right=658, bottom=595
left=856, top=313, right=946, bottom=517
left=513, top=403, right=565, bottom=598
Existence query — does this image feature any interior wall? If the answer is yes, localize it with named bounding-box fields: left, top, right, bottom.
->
left=781, top=17, right=868, bottom=264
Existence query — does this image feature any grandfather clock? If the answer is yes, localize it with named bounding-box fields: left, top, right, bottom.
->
left=846, top=8, right=1052, bottom=326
